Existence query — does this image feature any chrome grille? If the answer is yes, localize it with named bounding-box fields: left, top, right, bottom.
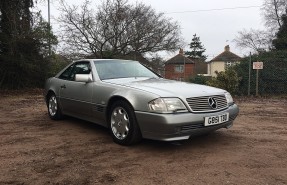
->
left=186, top=95, right=228, bottom=112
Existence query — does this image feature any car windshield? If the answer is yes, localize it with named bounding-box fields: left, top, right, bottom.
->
left=94, top=60, right=159, bottom=80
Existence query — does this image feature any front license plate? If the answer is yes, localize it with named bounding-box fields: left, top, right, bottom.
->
left=204, top=113, right=229, bottom=126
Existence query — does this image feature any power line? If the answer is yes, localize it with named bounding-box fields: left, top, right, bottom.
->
left=165, top=5, right=261, bottom=14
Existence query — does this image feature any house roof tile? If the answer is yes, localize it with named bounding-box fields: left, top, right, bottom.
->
left=210, top=45, right=242, bottom=62
left=165, top=50, right=194, bottom=64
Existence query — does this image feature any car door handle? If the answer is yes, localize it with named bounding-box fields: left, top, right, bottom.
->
left=61, top=85, right=66, bottom=89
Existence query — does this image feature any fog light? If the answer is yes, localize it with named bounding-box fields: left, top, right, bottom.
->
left=175, top=127, right=182, bottom=133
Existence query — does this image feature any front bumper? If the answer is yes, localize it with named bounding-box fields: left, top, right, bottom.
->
left=135, top=104, right=239, bottom=141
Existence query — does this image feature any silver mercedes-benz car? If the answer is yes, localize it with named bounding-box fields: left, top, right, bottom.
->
left=44, top=59, right=239, bottom=145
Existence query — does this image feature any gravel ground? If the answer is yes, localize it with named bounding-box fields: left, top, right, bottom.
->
left=0, top=91, right=286, bottom=185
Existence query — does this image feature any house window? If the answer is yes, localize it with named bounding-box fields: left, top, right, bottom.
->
left=175, top=65, right=184, bottom=73
left=225, top=61, right=232, bottom=69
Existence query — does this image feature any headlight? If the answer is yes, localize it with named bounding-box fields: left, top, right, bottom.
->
left=225, top=92, right=234, bottom=105
left=148, top=98, right=188, bottom=113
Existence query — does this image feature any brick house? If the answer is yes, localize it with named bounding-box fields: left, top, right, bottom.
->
left=208, top=45, right=242, bottom=77
left=191, top=57, right=208, bottom=75
left=164, top=49, right=195, bottom=81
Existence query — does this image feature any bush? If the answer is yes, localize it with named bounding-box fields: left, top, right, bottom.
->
left=207, top=68, right=239, bottom=95
left=189, top=75, right=210, bottom=85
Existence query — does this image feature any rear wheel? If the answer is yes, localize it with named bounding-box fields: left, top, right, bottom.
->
left=109, top=100, right=142, bottom=145
left=47, top=93, right=63, bottom=120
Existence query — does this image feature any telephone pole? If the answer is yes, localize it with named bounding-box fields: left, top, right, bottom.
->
left=48, top=0, right=51, bottom=56
left=248, top=52, right=251, bottom=96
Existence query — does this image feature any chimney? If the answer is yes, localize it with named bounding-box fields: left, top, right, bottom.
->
left=179, top=48, right=184, bottom=55
left=224, top=45, right=230, bottom=52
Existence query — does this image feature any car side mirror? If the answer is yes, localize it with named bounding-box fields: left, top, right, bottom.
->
left=75, top=74, right=93, bottom=83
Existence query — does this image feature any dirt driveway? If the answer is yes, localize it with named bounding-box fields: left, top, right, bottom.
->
left=0, top=91, right=286, bottom=185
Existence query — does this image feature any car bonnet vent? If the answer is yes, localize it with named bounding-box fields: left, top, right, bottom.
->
left=93, top=105, right=105, bottom=112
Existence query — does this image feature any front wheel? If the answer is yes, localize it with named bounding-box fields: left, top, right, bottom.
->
left=109, top=101, right=142, bottom=145
left=47, top=93, right=63, bottom=120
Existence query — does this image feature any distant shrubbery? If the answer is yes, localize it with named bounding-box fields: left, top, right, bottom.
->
left=47, top=55, right=71, bottom=78
left=189, top=69, right=239, bottom=95
left=235, top=50, right=287, bottom=95
left=206, top=68, right=239, bottom=95
left=189, top=75, right=210, bottom=85
left=196, top=50, right=287, bottom=96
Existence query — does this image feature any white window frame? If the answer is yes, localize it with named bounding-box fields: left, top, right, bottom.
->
left=174, top=65, right=184, bottom=73
left=225, top=61, right=233, bottom=69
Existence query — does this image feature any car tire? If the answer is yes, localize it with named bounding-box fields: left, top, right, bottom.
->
left=47, top=93, right=63, bottom=120
left=109, top=100, right=142, bottom=145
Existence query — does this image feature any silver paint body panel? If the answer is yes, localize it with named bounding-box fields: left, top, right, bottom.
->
left=44, top=59, right=239, bottom=141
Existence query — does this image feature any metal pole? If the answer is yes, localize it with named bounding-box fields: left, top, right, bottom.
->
left=183, top=56, right=185, bottom=81
left=256, top=69, right=259, bottom=96
left=48, top=0, right=51, bottom=56
left=248, top=52, right=251, bottom=96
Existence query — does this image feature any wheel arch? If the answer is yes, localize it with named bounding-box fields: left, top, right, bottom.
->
left=105, top=96, right=134, bottom=123
left=106, top=95, right=143, bottom=145
left=45, top=90, right=56, bottom=105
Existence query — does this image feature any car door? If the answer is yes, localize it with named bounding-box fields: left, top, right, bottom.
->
left=58, top=61, right=94, bottom=117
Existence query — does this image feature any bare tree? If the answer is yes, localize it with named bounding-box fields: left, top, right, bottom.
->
left=233, top=29, right=273, bottom=53
left=261, top=0, right=287, bottom=30
left=234, top=0, right=287, bottom=53
left=57, top=0, right=183, bottom=59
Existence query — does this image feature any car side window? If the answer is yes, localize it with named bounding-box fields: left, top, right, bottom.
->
left=58, top=62, right=91, bottom=81
left=59, top=64, right=74, bottom=80
left=69, top=62, right=91, bottom=81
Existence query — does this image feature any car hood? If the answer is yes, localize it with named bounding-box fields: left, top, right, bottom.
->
left=103, top=78, right=226, bottom=98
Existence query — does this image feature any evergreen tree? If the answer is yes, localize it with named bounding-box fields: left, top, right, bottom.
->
left=0, top=0, right=57, bottom=89
left=272, top=9, right=287, bottom=50
left=185, top=34, right=207, bottom=60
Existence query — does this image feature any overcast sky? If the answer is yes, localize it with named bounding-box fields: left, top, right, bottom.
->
left=37, top=0, right=265, bottom=60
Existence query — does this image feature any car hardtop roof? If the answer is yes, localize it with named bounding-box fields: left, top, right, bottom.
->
left=73, top=59, right=138, bottom=63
